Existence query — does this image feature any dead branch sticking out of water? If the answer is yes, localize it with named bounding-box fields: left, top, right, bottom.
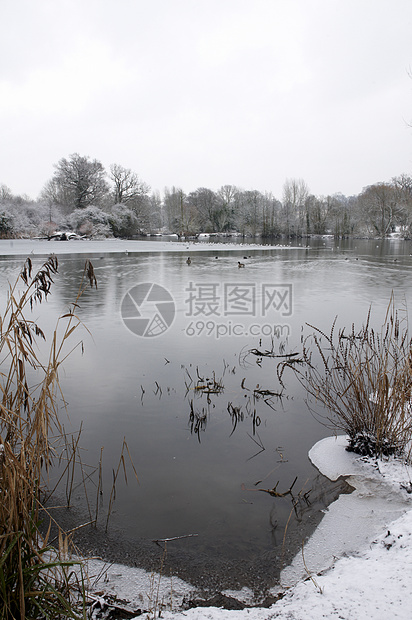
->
left=251, top=349, right=301, bottom=360
left=254, top=386, right=283, bottom=398
left=240, top=377, right=284, bottom=411
left=239, top=336, right=300, bottom=368
left=241, top=377, right=283, bottom=398
left=194, top=370, right=224, bottom=395
left=258, top=475, right=298, bottom=498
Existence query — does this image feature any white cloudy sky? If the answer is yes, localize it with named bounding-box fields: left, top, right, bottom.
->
left=1, top=0, right=411, bottom=200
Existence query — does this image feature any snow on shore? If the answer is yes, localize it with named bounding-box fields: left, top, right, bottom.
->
left=84, top=435, right=412, bottom=619
left=160, top=508, right=412, bottom=619
left=0, top=237, right=303, bottom=257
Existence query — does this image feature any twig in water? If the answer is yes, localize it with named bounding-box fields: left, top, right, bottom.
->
left=259, top=475, right=298, bottom=498
left=152, top=533, right=199, bottom=546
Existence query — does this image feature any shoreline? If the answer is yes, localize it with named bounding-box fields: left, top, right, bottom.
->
left=44, top=472, right=350, bottom=600
left=282, top=435, right=412, bottom=586
left=43, top=435, right=412, bottom=615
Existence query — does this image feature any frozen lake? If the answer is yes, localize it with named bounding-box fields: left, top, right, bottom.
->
left=1, top=236, right=411, bottom=592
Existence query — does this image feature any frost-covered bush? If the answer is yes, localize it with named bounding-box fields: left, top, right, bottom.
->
left=67, top=206, right=112, bottom=238
left=0, top=200, right=63, bottom=238
left=108, top=204, right=140, bottom=238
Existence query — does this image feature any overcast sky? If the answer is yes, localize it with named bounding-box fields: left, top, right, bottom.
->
left=1, top=0, right=411, bottom=201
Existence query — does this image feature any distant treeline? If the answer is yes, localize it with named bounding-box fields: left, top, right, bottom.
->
left=1, top=153, right=411, bottom=240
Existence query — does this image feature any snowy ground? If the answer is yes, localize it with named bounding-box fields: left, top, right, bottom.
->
left=0, top=237, right=305, bottom=257
left=82, top=435, right=412, bottom=619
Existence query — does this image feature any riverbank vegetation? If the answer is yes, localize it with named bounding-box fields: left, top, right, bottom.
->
left=278, top=298, right=412, bottom=460
left=0, top=256, right=98, bottom=619
left=1, top=154, right=412, bottom=239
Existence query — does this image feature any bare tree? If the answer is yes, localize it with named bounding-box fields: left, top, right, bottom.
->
left=235, top=190, right=265, bottom=237
left=42, top=153, right=109, bottom=212
left=187, top=188, right=217, bottom=231
left=392, top=173, right=412, bottom=196
left=282, top=178, right=309, bottom=236
left=109, top=164, right=150, bottom=206
left=145, top=191, right=163, bottom=232
left=0, top=184, right=13, bottom=203
left=261, top=192, right=282, bottom=237
left=304, top=195, right=325, bottom=235
left=359, top=183, right=398, bottom=237
left=163, top=187, right=197, bottom=235
left=392, top=174, right=412, bottom=236
left=214, top=185, right=238, bottom=231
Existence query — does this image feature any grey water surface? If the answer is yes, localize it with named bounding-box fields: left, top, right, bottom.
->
left=1, top=236, right=411, bottom=593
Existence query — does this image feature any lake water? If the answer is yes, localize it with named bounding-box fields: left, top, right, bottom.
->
left=1, top=236, right=411, bottom=593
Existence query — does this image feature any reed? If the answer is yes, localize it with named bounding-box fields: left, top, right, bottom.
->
left=0, top=255, right=96, bottom=619
left=278, top=297, right=412, bottom=459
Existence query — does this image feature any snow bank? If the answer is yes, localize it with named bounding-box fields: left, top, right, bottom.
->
left=162, top=508, right=412, bottom=620
left=0, top=238, right=304, bottom=257
left=281, top=435, right=412, bottom=586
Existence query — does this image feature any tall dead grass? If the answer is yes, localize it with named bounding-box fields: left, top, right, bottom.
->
left=278, top=297, right=412, bottom=460
left=0, top=255, right=96, bottom=619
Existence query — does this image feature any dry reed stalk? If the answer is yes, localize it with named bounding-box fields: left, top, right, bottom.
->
left=0, top=255, right=97, bottom=619
left=105, top=438, right=139, bottom=532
